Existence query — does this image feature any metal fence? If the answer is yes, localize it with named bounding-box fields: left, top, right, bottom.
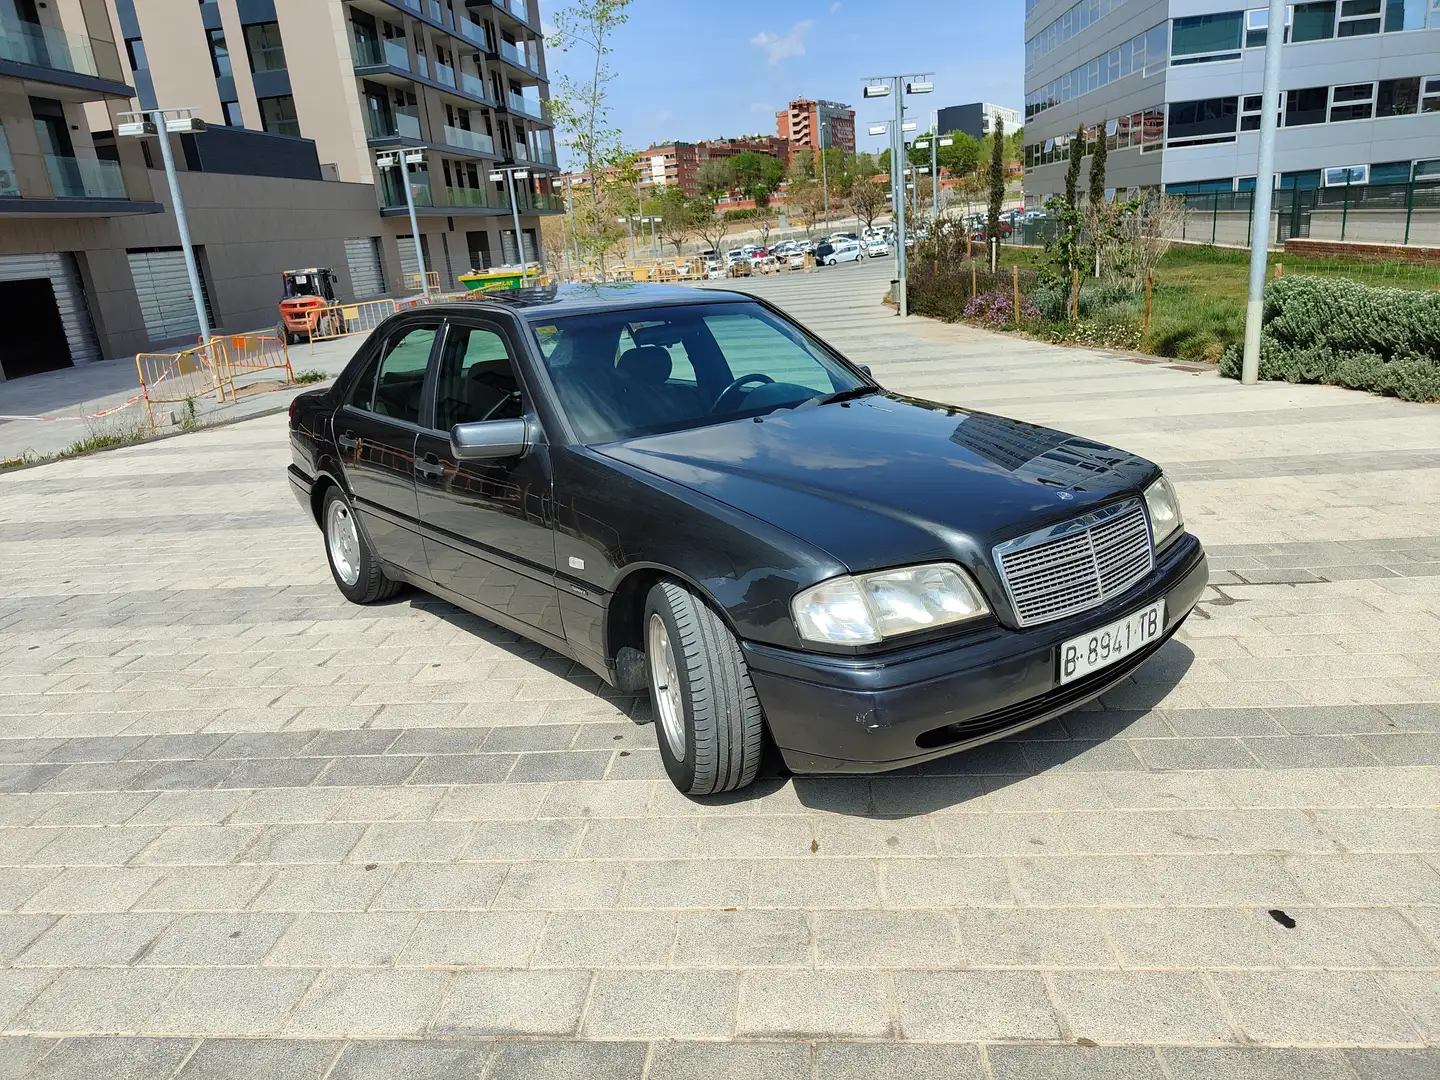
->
left=1174, top=181, right=1440, bottom=247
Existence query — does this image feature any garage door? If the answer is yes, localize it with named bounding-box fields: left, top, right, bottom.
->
left=127, top=248, right=216, bottom=344
left=0, top=252, right=100, bottom=367
left=344, top=237, right=384, bottom=299
left=396, top=235, right=435, bottom=290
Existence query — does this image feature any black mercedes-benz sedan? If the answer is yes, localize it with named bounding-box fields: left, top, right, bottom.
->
left=287, top=283, right=1206, bottom=795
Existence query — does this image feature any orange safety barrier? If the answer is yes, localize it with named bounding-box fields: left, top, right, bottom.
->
left=134, top=342, right=225, bottom=430
left=307, top=297, right=400, bottom=351
left=402, top=270, right=443, bottom=294
left=212, top=332, right=294, bottom=394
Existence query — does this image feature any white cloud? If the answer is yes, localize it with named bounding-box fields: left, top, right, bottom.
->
left=829, top=1, right=841, bottom=12
left=750, top=20, right=814, bottom=66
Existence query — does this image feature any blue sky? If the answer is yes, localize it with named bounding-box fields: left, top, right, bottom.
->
left=538, top=0, right=1025, bottom=164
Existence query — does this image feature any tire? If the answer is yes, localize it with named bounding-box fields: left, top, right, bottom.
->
left=644, top=580, right=764, bottom=795
left=321, top=486, right=402, bottom=604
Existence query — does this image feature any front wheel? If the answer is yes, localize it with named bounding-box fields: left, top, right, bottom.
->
left=645, top=581, right=764, bottom=795
left=322, top=486, right=402, bottom=604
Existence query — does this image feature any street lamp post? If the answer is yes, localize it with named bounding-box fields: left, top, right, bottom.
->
left=819, top=115, right=830, bottom=232
left=914, top=121, right=954, bottom=224
left=864, top=75, right=930, bottom=317
left=1241, top=0, right=1287, bottom=385
left=118, top=108, right=211, bottom=342
left=489, top=165, right=533, bottom=285
left=380, top=148, right=430, bottom=300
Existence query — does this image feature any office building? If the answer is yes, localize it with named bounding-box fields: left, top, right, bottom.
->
left=776, top=98, right=855, bottom=156
left=1022, top=0, right=1440, bottom=205
left=105, top=0, right=562, bottom=281
left=936, top=102, right=1022, bottom=142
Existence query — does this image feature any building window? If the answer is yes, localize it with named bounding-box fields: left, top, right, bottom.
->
left=1323, top=164, right=1369, bottom=185
left=1425, top=76, right=1440, bottom=111
left=1171, top=11, right=1244, bottom=63
left=258, top=95, right=300, bottom=137
left=244, top=21, right=287, bottom=73
left=1167, top=97, right=1239, bottom=144
left=1280, top=169, right=1323, bottom=189
left=1377, top=76, right=1420, bottom=115
left=206, top=28, right=231, bottom=77
left=1384, top=0, right=1427, bottom=28
left=125, top=37, right=147, bottom=71
left=222, top=100, right=243, bottom=126
left=1337, top=0, right=1383, bottom=34
left=1370, top=160, right=1412, bottom=183
left=1292, top=1, right=1337, bottom=40
left=1330, top=82, right=1375, bottom=121
left=1024, top=23, right=1167, bottom=119
left=1284, top=86, right=1329, bottom=125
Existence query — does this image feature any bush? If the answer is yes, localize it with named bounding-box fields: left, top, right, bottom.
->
left=1219, top=276, right=1440, bottom=402
left=963, top=288, right=1040, bottom=326
left=1145, top=291, right=1244, bottom=363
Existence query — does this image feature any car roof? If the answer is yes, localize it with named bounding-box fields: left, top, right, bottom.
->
left=426, top=282, right=754, bottom=320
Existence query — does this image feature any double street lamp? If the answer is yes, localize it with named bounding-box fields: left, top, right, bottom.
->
left=377, top=148, right=430, bottom=299
left=864, top=73, right=931, bottom=317
left=912, top=125, right=954, bottom=222
left=488, top=164, right=533, bottom=284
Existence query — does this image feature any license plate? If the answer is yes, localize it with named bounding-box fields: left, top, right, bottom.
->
left=1059, top=599, right=1165, bottom=684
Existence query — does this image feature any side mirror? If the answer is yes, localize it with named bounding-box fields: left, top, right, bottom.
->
left=859, top=364, right=872, bottom=377
left=450, top=418, right=531, bottom=461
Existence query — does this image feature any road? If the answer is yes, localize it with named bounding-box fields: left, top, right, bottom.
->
left=0, top=256, right=1436, bottom=1079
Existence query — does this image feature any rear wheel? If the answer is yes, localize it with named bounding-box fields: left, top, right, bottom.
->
left=322, top=486, right=402, bottom=604
left=644, top=581, right=764, bottom=795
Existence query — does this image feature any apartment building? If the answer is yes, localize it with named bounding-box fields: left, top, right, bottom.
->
left=637, top=135, right=792, bottom=197
left=1022, top=0, right=1440, bottom=204
left=108, top=0, right=562, bottom=278
left=776, top=98, right=855, bottom=156
left=936, top=101, right=1022, bottom=141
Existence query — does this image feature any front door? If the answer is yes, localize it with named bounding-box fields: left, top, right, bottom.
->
left=335, top=318, right=439, bottom=579
left=414, top=316, right=562, bottom=642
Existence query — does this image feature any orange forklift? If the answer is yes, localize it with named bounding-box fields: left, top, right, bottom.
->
left=278, top=268, right=345, bottom=345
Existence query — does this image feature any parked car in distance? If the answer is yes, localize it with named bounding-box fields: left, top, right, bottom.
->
left=863, top=238, right=892, bottom=257
left=813, top=239, right=834, bottom=263
left=971, top=221, right=1014, bottom=242
left=288, top=283, right=1205, bottom=795
left=820, top=239, right=863, bottom=265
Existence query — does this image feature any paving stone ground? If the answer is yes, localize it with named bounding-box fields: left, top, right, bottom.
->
left=0, top=258, right=1436, bottom=1078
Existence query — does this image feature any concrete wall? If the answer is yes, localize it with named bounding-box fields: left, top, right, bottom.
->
left=1307, top=209, right=1440, bottom=247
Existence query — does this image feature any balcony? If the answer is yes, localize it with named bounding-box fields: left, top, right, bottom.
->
left=45, top=154, right=127, bottom=199
left=497, top=38, right=538, bottom=73
left=425, top=0, right=450, bottom=25
left=445, top=186, right=494, bottom=209
left=367, top=108, right=422, bottom=140
left=514, top=189, right=563, bottom=213
left=434, top=59, right=456, bottom=87
left=507, top=92, right=545, bottom=121
left=352, top=34, right=410, bottom=72
left=379, top=171, right=433, bottom=210
left=458, top=70, right=491, bottom=102
left=444, top=125, right=495, bottom=154
left=0, top=17, right=99, bottom=77
left=457, top=17, right=489, bottom=48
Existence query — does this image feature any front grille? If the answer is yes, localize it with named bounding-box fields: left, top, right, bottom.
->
left=994, top=499, right=1154, bottom=627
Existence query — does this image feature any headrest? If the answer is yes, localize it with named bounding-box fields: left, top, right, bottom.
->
left=616, top=345, right=672, bottom=385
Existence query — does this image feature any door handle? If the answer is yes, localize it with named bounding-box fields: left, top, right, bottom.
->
left=415, top=453, right=445, bottom=479
left=337, top=431, right=358, bottom=451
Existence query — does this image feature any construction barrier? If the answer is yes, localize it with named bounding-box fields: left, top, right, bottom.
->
left=134, top=342, right=225, bottom=431
left=308, top=297, right=400, bottom=351
left=212, top=332, right=294, bottom=393
left=402, top=270, right=443, bottom=294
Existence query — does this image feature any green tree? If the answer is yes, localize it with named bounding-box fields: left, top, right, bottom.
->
left=730, top=151, right=785, bottom=206
left=937, top=131, right=980, bottom=177
left=696, top=158, right=735, bottom=198
left=1064, top=122, right=1085, bottom=207
left=655, top=185, right=701, bottom=255
left=986, top=115, right=1006, bottom=246
left=548, top=0, right=634, bottom=281
left=787, top=178, right=828, bottom=236
left=816, top=147, right=848, bottom=195
left=850, top=151, right=879, bottom=181
left=1089, top=123, right=1109, bottom=206
left=692, top=194, right=731, bottom=255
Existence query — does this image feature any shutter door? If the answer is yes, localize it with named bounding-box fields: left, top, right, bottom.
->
left=344, top=237, right=384, bottom=299
left=0, top=253, right=101, bottom=365
left=397, top=236, right=419, bottom=281
left=500, top=230, right=537, bottom=265
left=127, top=248, right=215, bottom=343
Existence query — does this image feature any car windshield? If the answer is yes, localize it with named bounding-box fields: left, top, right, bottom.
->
left=528, top=301, right=868, bottom=443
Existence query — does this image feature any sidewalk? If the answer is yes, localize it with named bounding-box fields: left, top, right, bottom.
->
left=0, top=336, right=361, bottom=463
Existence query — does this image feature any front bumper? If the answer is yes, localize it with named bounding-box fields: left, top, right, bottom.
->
left=744, top=533, right=1207, bottom=774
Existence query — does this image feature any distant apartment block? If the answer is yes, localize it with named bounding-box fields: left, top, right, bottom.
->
left=1022, top=0, right=1440, bottom=203
left=638, top=135, right=792, bottom=196
left=777, top=98, right=856, bottom=156
left=936, top=102, right=1022, bottom=141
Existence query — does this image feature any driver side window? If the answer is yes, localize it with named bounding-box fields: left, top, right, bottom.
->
left=433, top=323, right=524, bottom=432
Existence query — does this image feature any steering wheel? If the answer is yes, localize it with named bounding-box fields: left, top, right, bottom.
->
left=712, top=373, right=774, bottom=413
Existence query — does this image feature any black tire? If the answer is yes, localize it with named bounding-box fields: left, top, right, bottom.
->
left=644, top=580, right=764, bottom=795
left=321, top=486, right=402, bottom=604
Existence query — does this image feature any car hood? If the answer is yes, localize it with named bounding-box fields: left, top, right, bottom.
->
left=596, top=393, right=1158, bottom=575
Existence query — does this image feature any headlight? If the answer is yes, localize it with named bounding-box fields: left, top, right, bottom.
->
left=793, top=562, right=990, bottom=645
left=1144, top=475, right=1183, bottom=546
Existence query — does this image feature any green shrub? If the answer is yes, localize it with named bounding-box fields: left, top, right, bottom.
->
left=1145, top=291, right=1245, bottom=364
left=1219, top=276, right=1440, bottom=402
left=293, top=369, right=328, bottom=384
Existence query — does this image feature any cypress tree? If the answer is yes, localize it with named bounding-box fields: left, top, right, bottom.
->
left=1063, top=122, right=1084, bottom=207
left=1089, top=122, right=1109, bottom=205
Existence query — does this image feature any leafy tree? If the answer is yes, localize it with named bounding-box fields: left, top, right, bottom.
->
left=730, top=151, right=785, bottom=206
left=816, top=147, right=848, bottom=195
left=986, top=115, right=1006, bottom=244
left=787, top=178, right=827, bottom=237
left=937, top=132, right=980, bottom=177
left=787, top=150, right=814, bottom=183
left=1007, top=125, right=1024, bottom=163
left=692, top=194, right=731, bottom=256
left=654, top=185, right=701, bottom=255
left=849, top=175, right=889, bottom=233
left=1089, top=124, right=1108, bottom=206
left=696, top=158, right=735, bottom=198
left=1064, top=122, right=1085, bottom=207
left=548, top=0, right=633, bottom=281
left=850, top=151, right=879, bottom=181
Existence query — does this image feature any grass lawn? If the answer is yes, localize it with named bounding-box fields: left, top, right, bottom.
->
left=994, top=242, right=1440, bottom=362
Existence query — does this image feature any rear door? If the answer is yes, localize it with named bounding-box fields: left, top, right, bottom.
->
left=413, top=314, right=563, bottom=643
left=334, top=318, right=440, bottom=579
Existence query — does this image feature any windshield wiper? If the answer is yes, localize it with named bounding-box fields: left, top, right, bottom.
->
left=798, top=385, right=882, bottom=410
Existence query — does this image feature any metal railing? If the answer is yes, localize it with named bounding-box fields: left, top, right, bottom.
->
left=0, top=17, right=99, bottom=76
left=306, top=297, right=399, bottom=352
left=445, top=185, right=493, bottom=208
left=444, top=125, right=494, bottom=154
left=351, top=34, right=409, bottom=71
left=134, top=334, right=293, bottom=430
left=1174, top=180, right=1440, bottom=247
left=44, top=154, right=127, bottom=199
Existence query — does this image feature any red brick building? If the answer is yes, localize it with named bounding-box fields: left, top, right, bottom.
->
left=637, top=135, right=792, bottom=196
left=777, top=99, right=856, bottom=157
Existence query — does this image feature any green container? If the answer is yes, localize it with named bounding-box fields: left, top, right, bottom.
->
left=458, top=269, right=526, bottom=292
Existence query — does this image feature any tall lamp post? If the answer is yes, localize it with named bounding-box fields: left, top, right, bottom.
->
left=863, top=74, right=930, bottom=317
left=489, top=165, right=533, bottom=285
left=118, top=108, right=211, bottom=341
left=378, top=148, right=430, bottom=300
left=1240, top=0, right=1287, bottom=385
left=819, top=115, right=830, bottom=232
left=913, top=123, right=953, bottom=223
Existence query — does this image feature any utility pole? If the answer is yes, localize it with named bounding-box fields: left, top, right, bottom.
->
left=1241, top=0, right=1287, bottom=385
left=490, top=165, right=532, bottom=285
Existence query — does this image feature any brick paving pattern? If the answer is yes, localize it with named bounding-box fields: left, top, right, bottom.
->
left=0, top=260, right=1435, bottom=1077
